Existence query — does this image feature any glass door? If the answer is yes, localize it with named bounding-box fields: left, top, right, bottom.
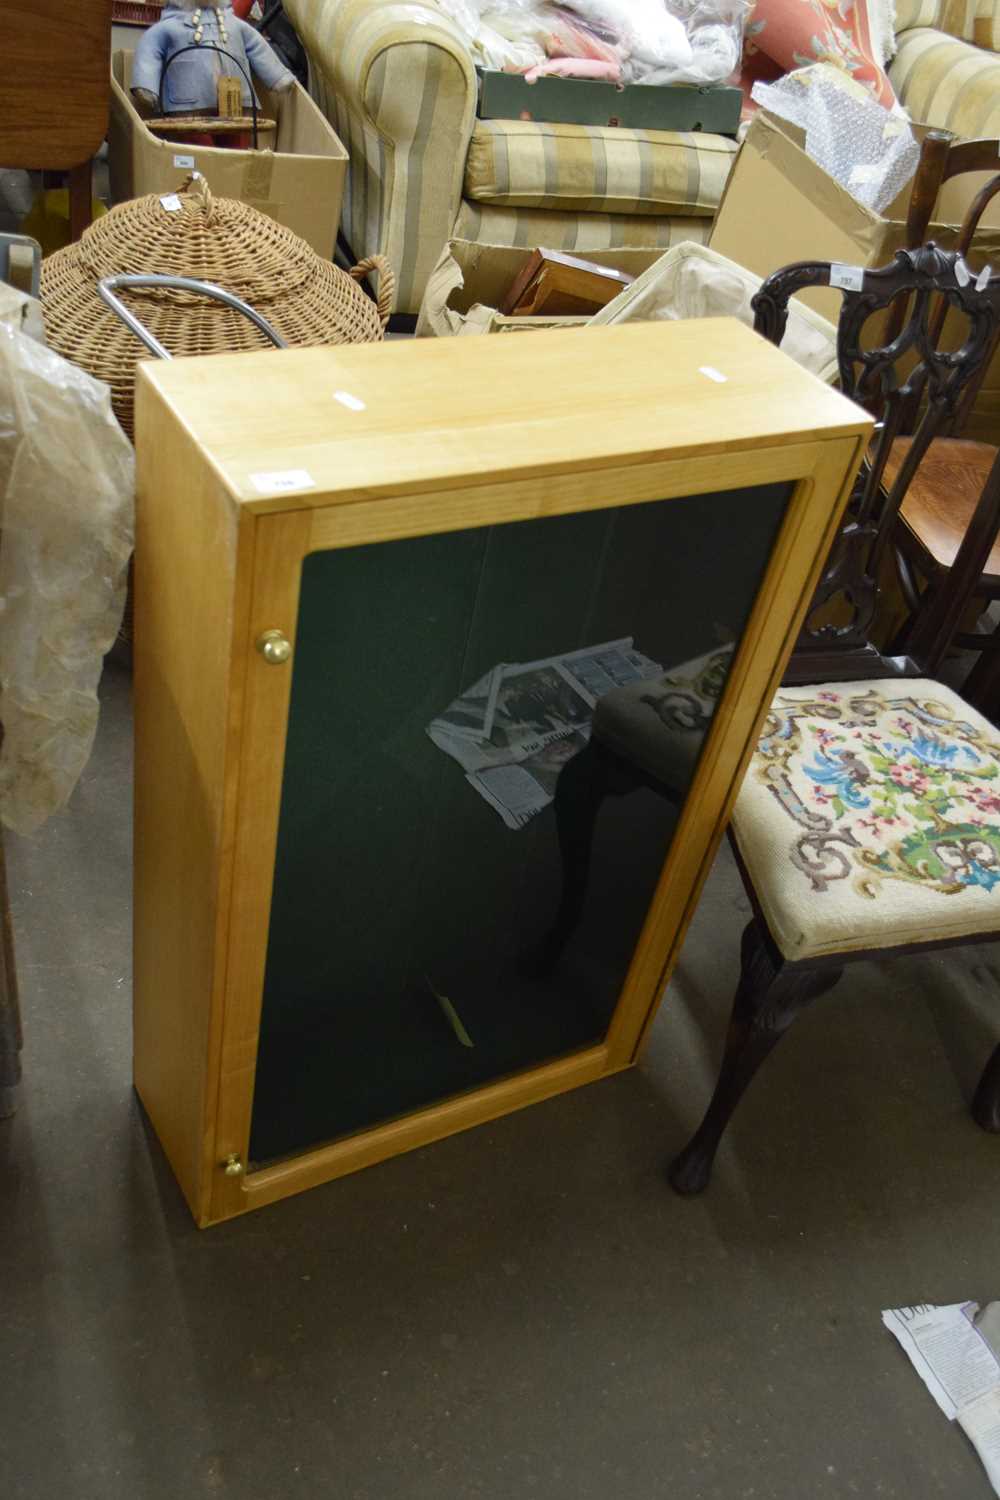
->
left=249, top=481, right=793, bottom=1165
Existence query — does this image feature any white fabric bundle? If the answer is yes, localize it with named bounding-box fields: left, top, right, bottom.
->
left=0, top=289, right=133, bottom=833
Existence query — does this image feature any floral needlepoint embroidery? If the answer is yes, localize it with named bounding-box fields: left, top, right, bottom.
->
left=748, top=687, right=1000, bottom=899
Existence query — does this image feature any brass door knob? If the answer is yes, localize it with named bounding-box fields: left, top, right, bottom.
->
left=223, top=1154, right=244, bottom=1177
left=256, top=629, right=292, bottom=665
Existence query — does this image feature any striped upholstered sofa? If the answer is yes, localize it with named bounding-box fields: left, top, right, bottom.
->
left=285, top=0, right=1000, bottom=316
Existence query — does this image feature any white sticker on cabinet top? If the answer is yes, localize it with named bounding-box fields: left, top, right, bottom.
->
left=249, top=469, right=316, bottom=495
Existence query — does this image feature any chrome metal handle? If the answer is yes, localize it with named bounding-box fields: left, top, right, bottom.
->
left=96, top=274, right=289, bottom=360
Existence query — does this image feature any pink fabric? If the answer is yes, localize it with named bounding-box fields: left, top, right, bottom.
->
left=545, top=6, right=623, bottom=65
left=740, top=0, right=898, bottom=111
left=524, top=57, right=623, bottom=80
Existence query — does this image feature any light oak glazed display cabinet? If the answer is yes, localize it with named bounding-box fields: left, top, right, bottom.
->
left=133, top=320, right=870, bottom=1225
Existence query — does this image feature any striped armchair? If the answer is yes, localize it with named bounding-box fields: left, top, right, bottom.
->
left=286, top=0, right=1000, bottom=317
left=284, top=0, right=736, bottom=313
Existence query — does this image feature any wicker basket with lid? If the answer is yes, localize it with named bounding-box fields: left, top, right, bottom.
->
left=41, top=173, right=394, bottom=438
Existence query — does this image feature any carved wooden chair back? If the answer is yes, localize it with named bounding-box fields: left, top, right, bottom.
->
left=751, top=245, right=1000, bottom=679
left=888, top=129, right=1000, bottom=431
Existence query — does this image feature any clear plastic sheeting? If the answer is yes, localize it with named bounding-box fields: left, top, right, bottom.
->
left=641, top=0, right=748, bottom=87
left=0, top=290, right=133, bottom=834
left=0, top=283, right=44, bottom=344
left=434, top=0, right=745, bottom=86
left=591, top=241, right=840, bottom=383
left=751, top=64, right=918, bottom=215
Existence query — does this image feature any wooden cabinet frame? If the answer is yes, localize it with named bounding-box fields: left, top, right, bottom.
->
left=133, top=322, right=870, bottom=1225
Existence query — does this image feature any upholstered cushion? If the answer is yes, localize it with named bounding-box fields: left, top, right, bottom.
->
left=890, top=27, right=1000, bottom=134
left=453, top=201, right=712, bottom=254
left=894, top=0, right=979, bottom=39
left=732, top=679, right=1000, bottom=960
left=463, top=120, right=738, bottom=218
left=594, top=646, right=734, bottom=785
left=893, top=0, right=1000, bottom=46
left=974, top=0, right=1000, bottom=52
left=745, top=0, right=898, bottom=107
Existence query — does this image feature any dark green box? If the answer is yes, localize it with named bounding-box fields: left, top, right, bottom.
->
left=476, top=68, right=742, bottom=136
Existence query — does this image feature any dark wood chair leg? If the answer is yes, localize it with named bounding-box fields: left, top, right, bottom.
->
left=67, top=160, right=93, bottom=242
left=522, top=740, right=621, bottom=977
left=668, top=919, right=843, bottom=1196
left=0, top=832, right=22, bottom=1119
left=960, top=624, right=1000, bottom=721
left=972, top=1044, right=1000, bottom=1133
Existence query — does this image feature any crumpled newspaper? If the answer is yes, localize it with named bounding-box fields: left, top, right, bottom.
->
left=0, top=288, right=133, bottom=833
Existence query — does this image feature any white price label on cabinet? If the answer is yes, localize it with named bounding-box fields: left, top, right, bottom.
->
left=333, top=390, right=366, bottom=411
left=830, top=263, right=865, bottom=292
left=250, top=469, right=316, bottom=495
left=173, top=154, right=196, bottom=169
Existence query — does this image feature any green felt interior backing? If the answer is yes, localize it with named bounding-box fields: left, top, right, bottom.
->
left=250, top=481, right=792, bottom=1165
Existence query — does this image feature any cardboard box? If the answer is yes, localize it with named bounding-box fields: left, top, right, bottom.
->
left=417, top=240, right=666, bottom=337
left=709, top=112, right=1000, bottom=439
left=477, top=68, right=741, bottom=135
left=488, top=313, right=591, bottom=333
left=109, top=50, right=347, bottom=260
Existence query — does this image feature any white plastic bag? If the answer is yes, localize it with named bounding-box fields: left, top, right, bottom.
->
left=568, top=0, right=693, bottom=74
left=644, top=0, right=749, bottom=85
left=434, top=0, right=697, bottom=76
left=434, top=0, right=548, bottom=69
left=0, top=293, right=133, bottom=833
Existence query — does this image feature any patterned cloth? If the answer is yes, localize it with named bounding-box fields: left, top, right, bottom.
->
left=732, top=678, right=1000, bottom=959
left=464, top=120, right=738, bottom=218
left=743, top=0, right=898, bottom=109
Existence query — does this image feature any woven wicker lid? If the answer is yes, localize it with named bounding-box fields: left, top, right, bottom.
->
left=41, top=174, right=394, bottom=438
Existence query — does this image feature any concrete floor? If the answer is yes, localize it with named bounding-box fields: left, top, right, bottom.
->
left=3, top=658, right=1000, bottom=1500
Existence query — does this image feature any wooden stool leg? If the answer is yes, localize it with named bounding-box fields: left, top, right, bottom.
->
left=68, top=160, right=93, bottom=242
left=668, top=920, right=842, bottom=1196
left=972, top=1044, right=1000, bottom=1133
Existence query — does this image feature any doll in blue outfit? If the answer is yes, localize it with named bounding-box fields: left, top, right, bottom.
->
left=131, top=2, right=294, bottom=119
